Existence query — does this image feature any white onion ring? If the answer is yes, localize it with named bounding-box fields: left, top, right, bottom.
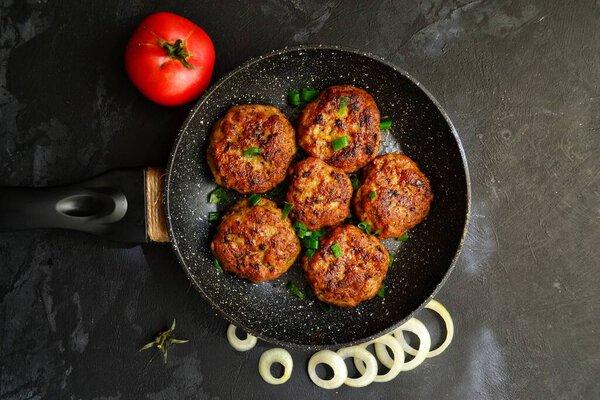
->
left=308, top=350, right=348, bottom=389
left=226, top=324, right=257, bottom=352
left=394, top=318, right=431, bottom=371
left=258, top=348, right=293, bottom=385
left=336, top=346, right=377, bottom=387
left=404, top=299, right=454, bottom=358
left=354, top=334, right=404, bottom=382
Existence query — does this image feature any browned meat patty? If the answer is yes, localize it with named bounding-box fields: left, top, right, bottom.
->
left=354, top=153, right=433, bottom=239
left=285, top=157, right=352, bottom=230
left=297, top=85, right=381, bottom=173
left=211, top=198, right=301, bottom=282
left=302, top=225, right=389, bottom=307
left=207, top=105, right=296, bottom=194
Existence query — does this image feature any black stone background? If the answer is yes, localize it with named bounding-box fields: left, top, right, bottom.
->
left=1, top=1, right=598, bottom=399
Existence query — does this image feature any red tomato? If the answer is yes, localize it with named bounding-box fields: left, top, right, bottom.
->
left=125, top=12, right=215, bottom=106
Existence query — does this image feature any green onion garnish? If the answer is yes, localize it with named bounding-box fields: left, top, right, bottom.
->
left=269, top=186, right=283, bottom=196
left=380, top=116, right=392, bottom=130
left=357, top=221, right=371, bottom=234
left=287, top=281, right=305, bottom=299
left=397, top=233, right=409, bottom=242
left=248, top=194, right=262, bottom=206
left=288, top=89, right=301, bottom=106
left=350, top=175, right=359, bottom=190
left=304, top=237, right=319, bottom=250
left=293, top=221, right=309, bottom=238
left=389, top=253, right=394, bottom=268
left=331, top=136, right=349, bottom=151
left=300, top=88, right=320, bottom=103
left=281, top=202, right=293, bottom=219
left=305, top=248, right=316, bottom=257
left=338, top=96, right=350, bottom=116
left=311, top=228, right=327, bottom=239
left=374, top=229, right=382, bottom=235
left=214, top=258, right=223, bottom=273
left=208, top=187, right=228, bottom=204
left=243, top=147, right=262, bottom=157
left=331, top=243, right=342, bottom=258
left=208, top=212, right=220, bottom=222
left=377, top=283, right=386, bottom=298
left=369, top=191, right=377, bottom=199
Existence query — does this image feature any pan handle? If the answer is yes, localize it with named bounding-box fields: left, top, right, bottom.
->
left=0, top=168, right=169, bottom=243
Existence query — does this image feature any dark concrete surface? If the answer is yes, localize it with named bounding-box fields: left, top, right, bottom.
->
left=0, top=0, right=598, bottom=399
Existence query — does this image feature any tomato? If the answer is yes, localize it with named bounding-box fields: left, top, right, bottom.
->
left=125, top=12, right=215, bottom=106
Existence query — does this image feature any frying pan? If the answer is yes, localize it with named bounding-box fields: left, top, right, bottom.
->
left=0, top=45, right=470, bottom=349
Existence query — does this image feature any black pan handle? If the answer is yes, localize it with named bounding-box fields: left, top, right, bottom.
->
left=0, top=168, right=152, bottom=243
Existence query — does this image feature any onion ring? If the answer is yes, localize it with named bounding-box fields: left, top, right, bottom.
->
left=404, top=299, right=454, bottom=358
left=226, top=324, right=257, bottom=352
left=258, top=348, right=293, bottom=385
left=394, top=318, right=431, bottom=371
left=337, top=346, right=377, bottom=387
left=307, top=350, right=348, bottom=389
left=354, top=334, right=404, bottom=382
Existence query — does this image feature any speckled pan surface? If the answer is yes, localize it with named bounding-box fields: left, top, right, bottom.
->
left=165, top=45, right=470, bottom=349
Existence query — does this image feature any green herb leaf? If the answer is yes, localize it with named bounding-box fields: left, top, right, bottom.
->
left=214, top=258, right=223, bottom=273
left=208, top=212, right=220, bottom=222
left=248, top=194, right=262, bottom=206
left=287, top=281, right=305, bottom=299
left=300, top=88, right=320, bottom=103
left=338, top=96, right=350, bottom=116
left=331, top=136, right=349, bottom=151
left=243, top=147, right=262, bottom=157
left=288, top=89, right=301, bottom=106
left=350, top=175, right=359, bottom=190
left=369, top=191, right=377, bottom=200
left=380, top=116, right=392, bottom=130
left=208, top=187, right=228, bottom=204
left=397, top=233, right=409, bottom=242
left=331, top=243, right=342, bottom=258
left=377, top=283, right=387, bottom=298
left=281, top=202, right=293, bottom=219
left=139, top=319, right=188, bottom=364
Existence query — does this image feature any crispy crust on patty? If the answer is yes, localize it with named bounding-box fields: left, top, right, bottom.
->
left=211, top=198, right=301, bottom=282
left=354, top=153, right=433, bottom=239
left=302, top=225, right=389, bottom=307
left=207, top=105, right=296, bottom=194
left=298, top=85, right=381, bottom=173
left=285, top=157, right=352, bottom=230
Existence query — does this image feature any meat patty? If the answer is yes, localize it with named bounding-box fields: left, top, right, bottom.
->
left=207, top=105, right=296, bottom=194
left=354, top=153, right=433, bottom=239
left=285, top=157, right=352, bottom=230
left=211, top=198, right=301, bottom=282
left=297, top=85, right=381, bottom=173
left=302, top=225, right=389, bottom=307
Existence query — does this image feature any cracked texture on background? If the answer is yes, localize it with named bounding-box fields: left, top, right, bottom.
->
left=1, top=0, right=599, bottom=399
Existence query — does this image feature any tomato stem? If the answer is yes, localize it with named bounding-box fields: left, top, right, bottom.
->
left=161, top=39, right=195, bottom=69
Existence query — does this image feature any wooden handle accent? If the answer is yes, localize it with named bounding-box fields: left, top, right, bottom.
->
left=145, top=167, right=169, bottom=243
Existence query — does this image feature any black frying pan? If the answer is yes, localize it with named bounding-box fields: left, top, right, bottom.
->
left=0, top=46, right=470, bottom=349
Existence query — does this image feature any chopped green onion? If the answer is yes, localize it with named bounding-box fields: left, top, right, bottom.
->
left=304, top=285, right=315, bottom=300
left=389, top=253, right=394, bottom=268
left=380, top=116, right=392, bottom=130
left=377, top=283, right=386, bottom=298
left=293, top=221, right=309, bottom=238
left=350, top=175, right=359, bottom=190
left=357, top=221, right=371, bottom=234
left=208, top=212, right=220, bottom=222
left=214, top=258, right=223, bottom=273
left=338, top=96, right=350, bottom=116
left=243, top=147, right=262, bottom=157
left=248, top=194, right=262, bottom=206
left=304, top=237, right=319, bottom=250
left=374, top=229, right=382, bottom=235
left=397, top=233, right=409, bottom=242
left=305, top=248, right=316, bottom=257
left=331, top=136, right=349, bottom=151
left=311, top=229, right=327, bottom=239
left=331, top=243, right=342, bottom=258
left=287, top=281, right=305, bottom=299
left=369, top=191, right=377, bottom=199
left=288, top=89, right=301, bottom=106
left=281, top=202, right=293, bottom=219
left=208, top=187, right=228, bottom=204
left=300, top=88, right=320, bottom=102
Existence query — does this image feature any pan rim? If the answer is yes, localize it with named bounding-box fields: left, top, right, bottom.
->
left=165, top=44, right=471, bottom=351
